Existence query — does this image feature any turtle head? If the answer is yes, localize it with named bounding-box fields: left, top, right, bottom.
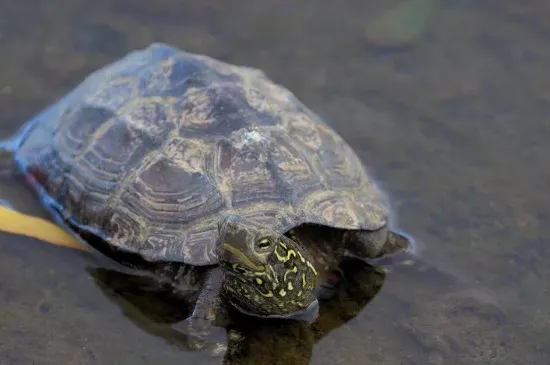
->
left=216, top=214, right=319, bottom=322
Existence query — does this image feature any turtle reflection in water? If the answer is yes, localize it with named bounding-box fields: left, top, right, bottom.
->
left=0, top=44, right=412, bottom=340
left=88, top=256, right=386, bottom=362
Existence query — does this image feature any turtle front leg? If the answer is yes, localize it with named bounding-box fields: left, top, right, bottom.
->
left=174, top=267, right=228, bottom=343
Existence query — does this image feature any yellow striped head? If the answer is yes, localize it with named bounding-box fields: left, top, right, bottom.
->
left=216, top=214, right=319, bottom=321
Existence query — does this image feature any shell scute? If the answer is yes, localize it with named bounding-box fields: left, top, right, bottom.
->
left=107, top=211, right=145, bottom=250
left=86, top=76, right=140, bottom=110
left=54, top=106, right=116, bottom=160
left=80, top=119, right=141, bottom=181
left=227, top=150, right=281, bottom=207
left=121, top=155, right=225, bottom=225
left=284, top=113, right=324, bottom=152
left=175, top=224, right=218, bottom=265
left=261, top=131, right=323, bottom=205
left=118, top=97, right=176, bottom=141
left=315, top=134, right=364, bottom=189
left=219, top=128, right=290, bottom=207
left=162, top=137, right=207, bottom=174
left=137, top=58, right=199, bottom=98
left=175, top=85, right=253, bottom=136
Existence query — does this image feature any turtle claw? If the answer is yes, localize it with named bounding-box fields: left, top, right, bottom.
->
left=172, top=317, right=228, bottom=355
left=186, top=315, right=213, bottom=339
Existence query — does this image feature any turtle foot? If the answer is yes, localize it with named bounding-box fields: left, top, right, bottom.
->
left=172, top=317, right=229, bottom=356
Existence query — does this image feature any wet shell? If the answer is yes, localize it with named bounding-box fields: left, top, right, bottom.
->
left=12, top=43, right=389, bottom=265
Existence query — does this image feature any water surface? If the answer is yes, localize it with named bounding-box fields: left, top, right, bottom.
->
left=0, top=0, right=549, bottom=364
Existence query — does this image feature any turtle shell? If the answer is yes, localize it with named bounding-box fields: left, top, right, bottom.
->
left=11, top=43, right=389, bottom=266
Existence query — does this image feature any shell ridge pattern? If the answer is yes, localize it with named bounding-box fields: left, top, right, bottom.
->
left=55, top=45, right=177, bottom=250
left=50, top=48, right=160, bottom=205
left=102, top=46, right=245, bottom=260
left=16, top=43, right=390, bottom=265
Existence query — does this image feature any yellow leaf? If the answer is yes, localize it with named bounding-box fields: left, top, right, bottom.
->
left=0, top=205, right=87, bottom=251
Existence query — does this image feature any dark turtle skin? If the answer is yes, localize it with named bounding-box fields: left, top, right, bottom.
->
left=0, top=43, right=412, bottom=337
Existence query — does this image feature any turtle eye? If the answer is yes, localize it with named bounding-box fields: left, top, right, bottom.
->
left=257, top=237, right=272, bottom=249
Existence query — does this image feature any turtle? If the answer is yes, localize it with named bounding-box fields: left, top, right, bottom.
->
left=0, top=43, right=413, bottom=338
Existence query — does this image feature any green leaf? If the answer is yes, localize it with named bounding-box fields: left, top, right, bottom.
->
left=365, top=0, right=436, bottom=46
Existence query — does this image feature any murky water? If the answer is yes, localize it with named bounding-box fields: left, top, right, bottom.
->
left=1, top=0, right=549, bottom=364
